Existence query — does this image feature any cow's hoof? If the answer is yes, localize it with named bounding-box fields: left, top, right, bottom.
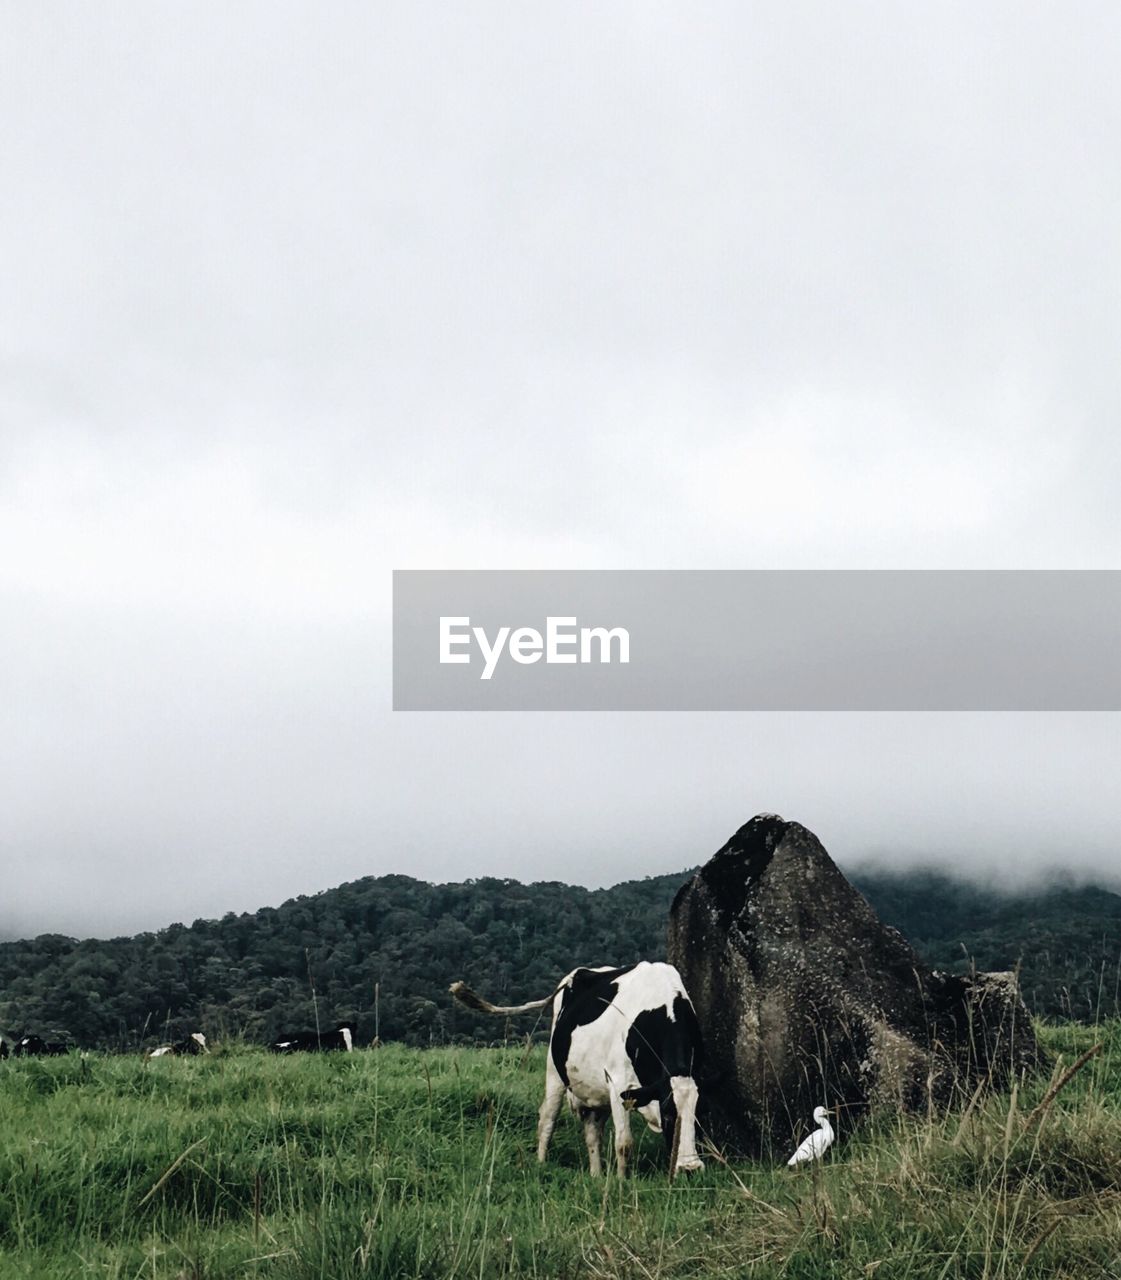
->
left=674, top=1157, right=705, bottom=1174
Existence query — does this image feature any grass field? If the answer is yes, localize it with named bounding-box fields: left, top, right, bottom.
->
left=2, top=1022, right=1120, bottom=1279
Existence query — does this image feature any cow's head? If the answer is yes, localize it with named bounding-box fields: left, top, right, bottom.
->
left=620, top=1064, right=719, bottom=1111
left=619, top=1079, right=679, bottom=1157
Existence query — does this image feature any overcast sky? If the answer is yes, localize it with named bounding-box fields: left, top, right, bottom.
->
left=2, top=4, right=1120, bottom=939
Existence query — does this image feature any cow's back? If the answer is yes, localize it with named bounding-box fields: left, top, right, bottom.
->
left=552, top=961, right=699, bottom=1107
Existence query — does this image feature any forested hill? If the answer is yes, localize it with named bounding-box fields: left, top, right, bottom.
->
left=2, top=867, right=1120, bottom=1050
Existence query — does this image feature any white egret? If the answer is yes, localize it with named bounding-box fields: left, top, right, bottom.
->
left=786, top=1106, right=835, bottom=1166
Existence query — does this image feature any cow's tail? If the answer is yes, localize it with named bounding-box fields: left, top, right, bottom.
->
left=449, top=980, right=558, bottom=1016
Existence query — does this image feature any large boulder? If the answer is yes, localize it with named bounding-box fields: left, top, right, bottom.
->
left=668, top=814, right=1044, bottom=1158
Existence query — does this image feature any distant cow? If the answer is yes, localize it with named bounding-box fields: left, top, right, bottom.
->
left=146, top=1032, right=209, bottom=1059
left=451, top=961, right=705, bottom=1177
left=0, top=1036, right=8, bottom=1060
left=13, top=1035, right=70, bottom=1057
left=270, top=1022, right=355, bottom=1053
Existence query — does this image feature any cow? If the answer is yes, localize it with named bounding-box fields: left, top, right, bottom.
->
left=146, top=1032, right=209, bottom=1058
left=13, top=1035, right=70, bottom=1057
left=0, top=1036, right=8, bottom=1060
left=270, top=1021, right=355, bottom=1053
left=450, top=960, right=705, bottom=1178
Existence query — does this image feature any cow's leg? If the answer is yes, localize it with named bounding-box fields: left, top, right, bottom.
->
left=669, top=1076, right=704, bottom=1172
left=580, top=1107, right=606, bottom=1176
left=608, top=1088, right=634, bottom=1178
left=536, top=1057, right=566, bottom=1164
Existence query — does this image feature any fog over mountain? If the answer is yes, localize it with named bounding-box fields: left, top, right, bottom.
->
left=2, top=6, right=1119, bottom=939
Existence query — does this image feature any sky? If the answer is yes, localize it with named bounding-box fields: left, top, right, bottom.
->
left=2, top=4, right=1120, bottom=939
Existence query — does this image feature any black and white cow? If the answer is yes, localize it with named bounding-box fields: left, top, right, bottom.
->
left=13, top=1035, right=70, bottom=1057
left=270, top=1022, right=356, bottom=1053
left=450, top=960, right=705, bottom=1177
left=146, top=1032, right=209, bottom=1058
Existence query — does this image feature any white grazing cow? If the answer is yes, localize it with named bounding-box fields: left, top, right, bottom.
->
left=451, top=960, right=705, bottom=1177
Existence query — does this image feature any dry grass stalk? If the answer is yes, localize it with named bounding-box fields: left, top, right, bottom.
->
left=701, top=1142, right=791, bottom=1220
left=1020, top=1217, right=1060, bottom=1268
left=951, top=1076, right=990, bottom=1148
left=1003, top=1081, right=1019, bottom=1160
left=1024, top=1042, right=1103, bottom=1130
left=136, top=1139, right=208, bottom=1209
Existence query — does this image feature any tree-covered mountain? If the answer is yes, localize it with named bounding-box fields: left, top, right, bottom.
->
left=851, top=866, right=1121, bottom=1023
left=1, top=866, right=1119, bottom=1050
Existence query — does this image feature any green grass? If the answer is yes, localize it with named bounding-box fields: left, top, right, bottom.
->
left=2, top=1023, right=1121, bottom=1278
